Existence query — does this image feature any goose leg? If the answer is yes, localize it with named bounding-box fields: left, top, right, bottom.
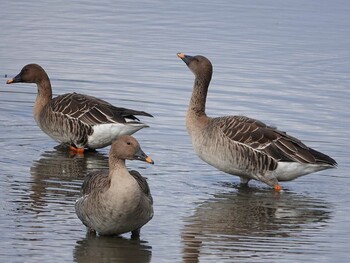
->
left=274, top=184, right=282, bottom=191
left=131, top=228, right=141, bottom=239
left=86, top=227, right=97, bottom=235
left=239, top=177, right=250, bottom=186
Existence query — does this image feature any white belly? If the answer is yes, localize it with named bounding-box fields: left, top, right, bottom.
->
left=274, top=162, right=329, bottom=181
left=87, top=123, right=147, bottom=149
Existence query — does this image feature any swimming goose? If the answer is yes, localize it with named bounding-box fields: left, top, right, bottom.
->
left=177, top=53, right=337, bottom=190
left=75, top=135, right=154, bottom=237
left=6, top=64, right=153, bottom=153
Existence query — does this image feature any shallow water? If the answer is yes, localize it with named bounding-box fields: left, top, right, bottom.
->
left=1, top=0, right=350, bottom=262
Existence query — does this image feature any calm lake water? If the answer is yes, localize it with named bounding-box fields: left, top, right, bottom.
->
left=1, top=0, right=349, bottom=262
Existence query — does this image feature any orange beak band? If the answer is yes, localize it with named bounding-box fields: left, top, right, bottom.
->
left=145, top=156, right=154, bottom=165
left=6, top=79, right=14, bottom=84
left=177, top=53, right=186, bottom=59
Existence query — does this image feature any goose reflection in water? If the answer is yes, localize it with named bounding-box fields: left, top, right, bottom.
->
left=73, top=233, right=152, bottom=263
left=31, top=145, right=109, bottom=177
left=28, top=147, right=109, bottom=211
left=182, top=185, right=331, bottom=262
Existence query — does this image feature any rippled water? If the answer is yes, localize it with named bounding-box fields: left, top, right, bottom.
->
left=1, top=0, right=349, bottom=262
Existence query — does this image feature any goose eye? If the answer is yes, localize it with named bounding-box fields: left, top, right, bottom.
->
left=126, top=141, right=131, bottom=145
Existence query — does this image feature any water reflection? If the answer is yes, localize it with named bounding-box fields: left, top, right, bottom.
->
left=28, top=147, right=108, bottom=212
left=182, top=185, right=331, bottom=262
left=31, top=146, right=109, bottom=178
left=73, top=233, right=152, bottom=263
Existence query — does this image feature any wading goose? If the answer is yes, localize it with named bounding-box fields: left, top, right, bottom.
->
left=177, top=53, right=337, bottom=190
left=6, top=64, right=153, bottom=153
left=75, top=135, right=154, bottom=237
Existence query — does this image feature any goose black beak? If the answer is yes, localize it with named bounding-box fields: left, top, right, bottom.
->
left=134, top=148, right=154, bottom=165
left=6, top=73, right=21, bottom=84
left=177, top=53, right=193, bottom=65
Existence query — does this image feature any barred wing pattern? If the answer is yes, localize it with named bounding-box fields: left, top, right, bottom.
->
left=216, top=115, right=336, bottom=166
left=51, top=93, right=153, bottom=126
left=80, top=170, right=110, bottom=195
left=130, top=170, right=153, bottom=204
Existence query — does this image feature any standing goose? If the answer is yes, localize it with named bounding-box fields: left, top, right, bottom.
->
left=177, top=53, right=337, bottom=190
left=75, top=135, right=154, bottom=237
left=6, top=64, right=153, bottom=153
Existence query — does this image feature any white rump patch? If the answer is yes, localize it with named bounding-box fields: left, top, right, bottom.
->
left=275, top=162, right=330, bottom=181
left=87, top=123, right=148, bottom=149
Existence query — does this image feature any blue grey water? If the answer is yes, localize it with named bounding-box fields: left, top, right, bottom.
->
left=0, top=0, right=349, bottom=262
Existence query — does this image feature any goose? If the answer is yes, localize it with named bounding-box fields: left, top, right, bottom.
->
left=6, top=64, right=153, bottom=153
left=177, top=53, right=337, bottom=190
left=75, top=135, right=154, bottom=237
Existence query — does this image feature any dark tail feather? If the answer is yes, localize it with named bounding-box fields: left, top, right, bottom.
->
left=110, top=106, right=153, bottom=121
left=123, top=110, right=153, bottom=121
left=310, top=147, right=337, bottom=167
left=133, top=110, right=153, bottom=118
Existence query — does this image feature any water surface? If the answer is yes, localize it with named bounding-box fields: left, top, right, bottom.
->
left=1, top=1, right=349, bottom=262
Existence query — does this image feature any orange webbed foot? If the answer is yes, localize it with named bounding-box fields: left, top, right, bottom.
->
left=69, top=146, right=85, bottom=156
left=274, top=184, right=283, bottom=191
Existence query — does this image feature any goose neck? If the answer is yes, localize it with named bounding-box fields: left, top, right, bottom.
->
left=189, top=75, right=210, bottom=116
left=35, top=79, right=53, bottom=107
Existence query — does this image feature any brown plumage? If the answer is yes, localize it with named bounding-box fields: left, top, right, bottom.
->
left=75, top=135, right=154, bottom=237
left=6, top=64, right=153, bottom=151
left=177, top=53, right=337, bottom=190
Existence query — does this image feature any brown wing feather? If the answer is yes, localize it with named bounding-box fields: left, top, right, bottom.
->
left=50, top=93, right=153, bottom=126
left=80, top=170, right=110, bottom=195
left=129, top=170, right=153, bottom=203
left=216, top=115, right=336, bottom=165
